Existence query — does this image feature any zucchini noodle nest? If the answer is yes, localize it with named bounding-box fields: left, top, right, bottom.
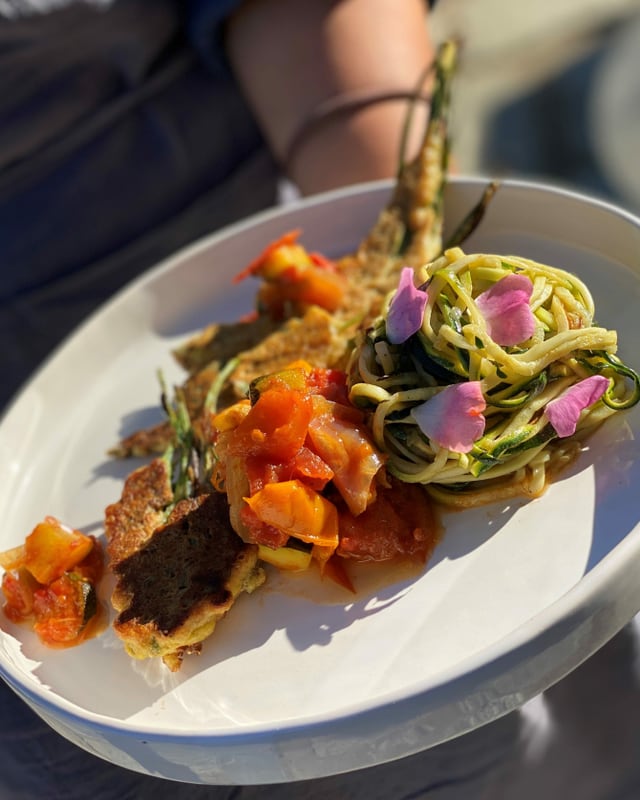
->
left=348, top=247, right=640, bottom=507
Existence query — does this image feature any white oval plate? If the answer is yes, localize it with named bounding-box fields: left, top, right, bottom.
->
left=0, top=177, right=639, bottom=785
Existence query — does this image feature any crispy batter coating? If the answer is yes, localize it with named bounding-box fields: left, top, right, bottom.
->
left=105, top=461, right=265, bottom=670
left=227, top=305, right=347, bottom=397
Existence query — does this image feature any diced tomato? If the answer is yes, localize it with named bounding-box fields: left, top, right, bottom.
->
left=290, top=447, right=335, bottom=490
left=1, top=569, right=37, bottom=623
left=307, top=395, right=385, bottom=516
left=32, top=573, right=93, bottom=648
left=337, top=480, right=439, bottom=563
left=0, top=523, right=104, bottom=649
left=305, top=367, right=351, bottom=405
left=245, top=448, right=334, bottom=495
left=226, top=389, right=312, bottom=461
left=244, top=456, right=271, bottom=494
left=239, top=503, right=290, bottom=549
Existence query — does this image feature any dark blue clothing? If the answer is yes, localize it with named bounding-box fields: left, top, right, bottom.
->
left=0, top=0, right=278, bottom=409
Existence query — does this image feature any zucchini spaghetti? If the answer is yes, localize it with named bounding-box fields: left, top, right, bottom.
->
left=348, top=247, right=640, bottom=507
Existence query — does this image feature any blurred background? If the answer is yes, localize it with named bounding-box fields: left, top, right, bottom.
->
left=431, top=0, right=640, bottom=215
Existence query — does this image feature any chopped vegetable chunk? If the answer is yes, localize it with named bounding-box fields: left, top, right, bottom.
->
left=0, top=517, right=104, bottom=648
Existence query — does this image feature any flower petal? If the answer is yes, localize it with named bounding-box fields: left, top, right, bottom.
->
left=545, top=375, right=609, bottom=438
left=411, top=382, right=486, bottom=453
left=386, top=267, right=428, bottom=344
left=476, top=273, right=535, bottom=347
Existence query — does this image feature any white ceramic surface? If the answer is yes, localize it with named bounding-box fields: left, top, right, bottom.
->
left=0, top=178, right=639, bottom=785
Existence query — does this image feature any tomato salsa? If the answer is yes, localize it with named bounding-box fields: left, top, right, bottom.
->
left=211, top=361, right=439, bottom=591
left=0, top=516, right=105, bottom=648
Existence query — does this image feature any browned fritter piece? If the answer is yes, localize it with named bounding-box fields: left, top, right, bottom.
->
left=105, top=456, right=174, bottom=564
left=172, top=315, right=281, bottom=376
left=227, top=305, right=348, bottom=399
left=108, top=420, right=174, bottom=459
left=105, top=460, right=265, bottom=671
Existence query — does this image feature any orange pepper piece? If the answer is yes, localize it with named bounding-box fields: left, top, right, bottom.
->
left=244, top=480, right=339, bottom=549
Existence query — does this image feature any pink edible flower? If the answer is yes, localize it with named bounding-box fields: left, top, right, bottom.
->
left=545, top=375, right=609, bottom=438
left=476, top=273, right=536, bottom=347
left=411, top=382, right=486, bottom=453
left=386, top=267, right=429, bottom=344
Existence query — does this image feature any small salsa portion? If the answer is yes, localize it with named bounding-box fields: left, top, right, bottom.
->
left=234, top=229, right=347, bottom=320
left=0, top=516, right=104, bottom=648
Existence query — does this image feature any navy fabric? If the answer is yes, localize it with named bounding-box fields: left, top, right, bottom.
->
left=0, top=0, right=278, bottom=409
left=186, top=0, right=245, bottom=73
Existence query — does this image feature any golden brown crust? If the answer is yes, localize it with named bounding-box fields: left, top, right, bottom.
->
left=172, top=316, right=281, bottom=376
left=105, top=467, right=265, bottom=671
left=108, top=420, right=174, bottom=459
left=104, top=457, right=174, bottom=564
left=228, top=306, right=346, bottom=396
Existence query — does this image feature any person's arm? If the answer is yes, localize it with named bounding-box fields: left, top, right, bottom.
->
left=225, top=0, right=435, bottom=195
